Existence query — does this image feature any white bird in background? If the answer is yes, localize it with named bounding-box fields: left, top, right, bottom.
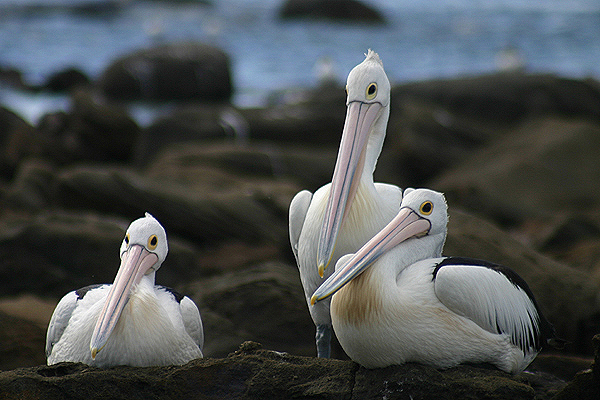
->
left=312, top=189, right=561, bottom=373
left=46, top=213, right=203, bottom=367
left=289, top=50, right=402, bottom=357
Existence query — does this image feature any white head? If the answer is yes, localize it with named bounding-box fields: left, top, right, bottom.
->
left=317, top=50, right=392, bottom=276
left=119, top=212, right=168, bottom=270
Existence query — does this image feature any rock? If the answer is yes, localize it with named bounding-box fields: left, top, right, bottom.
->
left=0, top=312, right=46, bottom=371
left=43, top=68, right=91, bottom=93
left=552, top=334, right=600, bottom=400
left=0, top=341, right=570, bottom=400
left=98, top=42, right=232, bottom=102
left=239, top=85, right=347, bottom=145
left=0, top=107, right=40, bottom=180
left=135, top=104, right=248, bottom=165
left=53, top=165, right=291, bottom=248
left=2, top=158, right=56, bottom=211
left=36, top=89, right=140, bottom=164
left=146, top=141, right=335, bottom=192
left=0, top=211, right=200, bottom=298
left=444, top=208, right=600, bottom=355
left=280, top=0, right=386, bottom=24
left=432, top=117, right=600, bottom=228
left=185, top=262, right=314, bottom=358
left=377, top=74, right=600, bottom=186
left=395, top=74, right=600, bottom=124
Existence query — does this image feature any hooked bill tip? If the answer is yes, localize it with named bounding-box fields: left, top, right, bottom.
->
left=91, top=347, right=99, bottom=360
left=318, top=263, right=325, bottom=278
left=310, top=295, right=318, bottom=306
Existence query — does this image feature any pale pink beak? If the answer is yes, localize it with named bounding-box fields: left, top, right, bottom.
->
left=312, top=207, right=431, bottom=305
left=90, top=245, right=158, bottom=359
left=317, top=100, right=383, bottom=277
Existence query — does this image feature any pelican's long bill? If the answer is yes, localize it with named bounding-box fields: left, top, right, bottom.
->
left=317, top=100, right=384, bottom=277
left=312, top=207, right=431, bottom=305
left=89, top=245, right=158, bottom=359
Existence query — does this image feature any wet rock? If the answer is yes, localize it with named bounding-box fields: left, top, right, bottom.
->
left=0, top=342, right=568, bottom=400
left=280, top=0, right=386, bottom=24
left=239, top=85, right=346, bottom=145
left=98, top=42, right=232, bottom=102
left=378, top=74, right=600, bottom=186
left=395, top=74, right=600, bottom=124
left=2, top=158, right=56, bottom=211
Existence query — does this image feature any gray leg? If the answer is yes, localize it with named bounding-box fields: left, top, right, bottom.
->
left=316, top=323, right=332, bottom=358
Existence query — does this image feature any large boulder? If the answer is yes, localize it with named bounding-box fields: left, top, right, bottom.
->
left=98, top=42, right=232, bottom=102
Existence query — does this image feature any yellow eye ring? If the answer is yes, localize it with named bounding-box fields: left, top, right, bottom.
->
left=125, top=233, right=130, bottom=245
left=148, top=235, right=158, bottom=250
left=366, top=82, right=377, bottom=100
left=420, top=201, right=433, bottom=215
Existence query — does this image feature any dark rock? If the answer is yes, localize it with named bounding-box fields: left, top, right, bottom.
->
left=0, top=312, right=46, bottom=371
left=0, top=341, right=569, bottom=400
left=53, top=165, right=291, bottom=247
left=36, top=90, right=140, bottom=164
left=135, top=104, right=247, bottom=165
left=280, top=0, right=386, bottom=24
left=432, top=117, right=600, bottom=228
left=239, top=85, right=347, bottom=146
left=395, top=74, right=600, bottom=124
left=99, top=42, right=232, bottom=102
left=552, top=334, right=600, bottom=400
left=0, top=211, right=200, bottom=298
left=2, top=158, right=56, bottom=211
left=186, top=262, right=313, bottom=358
left=146, top=141, right=335, bottom=192
left=0, top=107, right=40, bottom=180
left=43, top=68, right=91, bottom=93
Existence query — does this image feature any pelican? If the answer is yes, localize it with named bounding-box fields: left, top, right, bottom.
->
left=289, top=50, right=402, bottom=357
left=312, top=189, right=560, bottom=373
left=46, top=213, right=203, bottom=367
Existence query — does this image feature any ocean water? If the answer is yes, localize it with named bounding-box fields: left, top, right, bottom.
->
left=1, top=0, right=599, bottom=122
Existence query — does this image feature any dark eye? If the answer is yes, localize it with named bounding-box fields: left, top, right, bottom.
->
left=148, top=235, right=158, bottom=250
left=366, top=82, right=377, bottom=99
left=420, top=201, right=433, bottom=215
left=124, top=233, right=130, bottom=245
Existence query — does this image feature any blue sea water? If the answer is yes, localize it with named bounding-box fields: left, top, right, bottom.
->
left=1, top=0, right=599, bottom=122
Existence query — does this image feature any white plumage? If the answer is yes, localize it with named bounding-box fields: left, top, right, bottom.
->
left=46, top=213, right=203, bottom=367
left=289, top=50, right=402, bottom=357
left=312, top=189, right=559, bottom=373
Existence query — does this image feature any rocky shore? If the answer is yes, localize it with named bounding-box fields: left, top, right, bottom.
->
left=1, top=39, right=600, bottom=398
